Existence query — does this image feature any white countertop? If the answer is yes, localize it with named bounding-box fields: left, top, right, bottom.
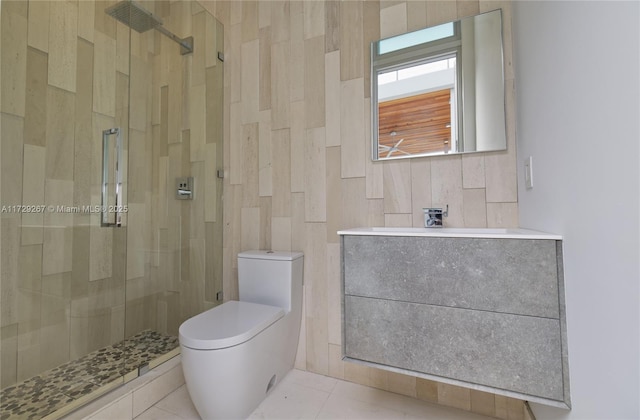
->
left=337, top=227, right=562, bottom=240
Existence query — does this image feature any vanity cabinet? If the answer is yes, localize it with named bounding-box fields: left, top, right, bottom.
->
left=340, top=229, right=570, bottom=409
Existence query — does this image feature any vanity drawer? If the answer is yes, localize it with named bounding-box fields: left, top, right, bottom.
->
left=342, top=235, right=560, bottom=319
left=344, top=295, right=564, bottom=401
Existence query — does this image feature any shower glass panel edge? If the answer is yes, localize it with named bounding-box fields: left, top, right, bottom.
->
left=121, top=0, right=225, bottom=388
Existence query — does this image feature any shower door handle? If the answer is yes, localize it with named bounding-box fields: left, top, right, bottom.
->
left=101, top=128, right=123, bottom=227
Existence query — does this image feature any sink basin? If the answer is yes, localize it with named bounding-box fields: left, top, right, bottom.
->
left=337, top=227, right=561, bottom=240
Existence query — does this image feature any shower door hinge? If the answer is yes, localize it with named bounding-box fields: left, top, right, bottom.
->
left=138, top=364, right=150, bottom=376
left=216, top=291, right=223, bottom=301
left=217, top=52, right=224, bottom=62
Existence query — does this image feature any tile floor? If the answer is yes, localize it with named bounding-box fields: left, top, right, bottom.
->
left=135, top=369, right=495, bottom=420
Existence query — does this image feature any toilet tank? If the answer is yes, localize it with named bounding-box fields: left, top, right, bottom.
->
left=238, top=250, right=304, bottom=312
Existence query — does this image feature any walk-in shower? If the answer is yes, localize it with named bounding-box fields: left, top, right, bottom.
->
left=106, top=0, right=194, bottom=54
left=0, top=0, right=224, bottom=418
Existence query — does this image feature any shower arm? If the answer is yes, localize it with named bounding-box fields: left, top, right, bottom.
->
left=155, top=26, right=193, bottom=55
left=104, top=1, right=194, bottom=55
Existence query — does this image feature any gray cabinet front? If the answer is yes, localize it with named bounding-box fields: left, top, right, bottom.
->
left=343, top=235, right=559, bottom=318
left=341, top=234, right=570, bottom=408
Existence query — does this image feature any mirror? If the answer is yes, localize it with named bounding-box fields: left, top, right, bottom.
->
left=372, top=10, right=506, bottom=160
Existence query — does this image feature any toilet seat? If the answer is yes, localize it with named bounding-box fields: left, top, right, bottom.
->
left=179, top=301, right=285, bottom=350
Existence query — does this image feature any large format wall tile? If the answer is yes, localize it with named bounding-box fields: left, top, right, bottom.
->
left=289, top=4, right=305, bottom=104
left=42, top=180, right=74, bottom=276
left=45, top=87, right=75, bottom=180
left=77, top=0, right=95, bottom=42
left=380, top=3, right=407, bottom=38
left=93, top=30, right=117, bottom=117
left=271, top=41, right=291, bottom=129
left=383, top=160, right=412, bottom=214
left=1, top=218, right=21, bottom=328
left=304, top=222, right=328, bottom=375
left=324, top=51, right=341, bottom=147
left=27, top=1, right=50, bottom=53
left=1, top=8, right=28, bottom=116
left=258, top=110, right=273, bottom=197
left=289, top=100, right=305, bottom=193
left=304, top=127, right=327, bottom=222
left=304, top=36, right=325, bottom=129
left=47, top=1, right=77, bottom=93
left=24, top=47, right=48, bottom=147
left=241, top=39, right=260, bottom=124
left=1, top=113, right=24, bottom=211
left=21, top=145, right=46, bottom=245
left=340, top=78, right=365, bottom=179
left=339, top=2, right=363, bottom=81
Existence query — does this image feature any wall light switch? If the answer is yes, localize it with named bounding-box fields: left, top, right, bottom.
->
left=524, top=156, right=533, bottom=189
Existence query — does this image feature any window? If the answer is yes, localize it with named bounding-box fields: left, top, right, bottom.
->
left=378, top=22, right=455, bottom=55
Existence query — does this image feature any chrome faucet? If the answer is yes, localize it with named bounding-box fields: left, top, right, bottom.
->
left=423, top=205, right=448, bottom=228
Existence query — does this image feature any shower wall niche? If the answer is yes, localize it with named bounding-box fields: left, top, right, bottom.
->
left=0, top=0, right=224, bottom=408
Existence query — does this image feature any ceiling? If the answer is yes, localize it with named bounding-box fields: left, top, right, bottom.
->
left=377, top=89, right=452, bottom=158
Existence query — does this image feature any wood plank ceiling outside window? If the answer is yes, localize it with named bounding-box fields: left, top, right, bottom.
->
left=377, top=89, right=452, bottom=158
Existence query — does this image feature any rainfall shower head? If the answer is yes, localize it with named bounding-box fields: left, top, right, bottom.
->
left=105, top=0, right=162, bottom=33
left=105, top=1, right=193, bottom=55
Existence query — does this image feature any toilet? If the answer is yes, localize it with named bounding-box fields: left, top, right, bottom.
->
left=179, top=250, right=304, bottom=420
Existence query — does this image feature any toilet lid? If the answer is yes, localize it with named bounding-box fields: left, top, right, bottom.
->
left=179, top=301, right=285, bottom=350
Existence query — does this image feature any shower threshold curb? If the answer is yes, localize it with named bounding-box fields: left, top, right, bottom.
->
left=62, top=351, right=183, bottom=420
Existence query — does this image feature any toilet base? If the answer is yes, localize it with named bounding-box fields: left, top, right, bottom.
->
left=181, top=313, right=298, bottom=419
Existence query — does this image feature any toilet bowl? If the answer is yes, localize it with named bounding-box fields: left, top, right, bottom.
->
left=179, top=250, right=303, bottom=420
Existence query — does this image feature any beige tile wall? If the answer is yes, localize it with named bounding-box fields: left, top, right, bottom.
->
left=1, top=0, right=224, bottom=389
left=200, top=1, right=522, bottom=419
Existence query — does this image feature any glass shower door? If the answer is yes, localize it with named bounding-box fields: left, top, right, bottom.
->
left=0, top=0, right=133, bottom=416
left=122, top=0, right=225, bottom=351
left=1, top=0, right=224, bottom=417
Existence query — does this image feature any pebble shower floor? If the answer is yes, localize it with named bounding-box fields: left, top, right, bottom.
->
left=0, top=330, right=179, bottom=420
